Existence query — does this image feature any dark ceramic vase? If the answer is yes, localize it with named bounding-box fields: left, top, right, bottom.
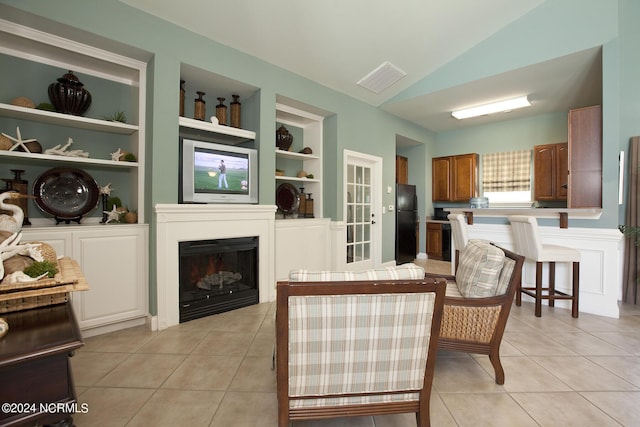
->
left=48, top=70, right=92, bottom=116
left=276, top=124, right=293, bottom=151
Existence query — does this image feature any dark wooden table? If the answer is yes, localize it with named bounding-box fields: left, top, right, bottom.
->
left=0, top=302, right=83, bottom=427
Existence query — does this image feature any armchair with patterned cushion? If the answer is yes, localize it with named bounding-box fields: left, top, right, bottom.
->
left=275, top=269, right=447, bottom=427
left=425, top=240, right=524, bottom=385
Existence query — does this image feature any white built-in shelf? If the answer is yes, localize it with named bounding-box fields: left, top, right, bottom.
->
left=0, top=149, right=139, bottom=168
left=0, top=103, right=139, bottom=135
left=275, top=175, right=320, bottom=183
left=275, top=149, right=319, bottom=160
left=179, top=116, right=255, bottom=144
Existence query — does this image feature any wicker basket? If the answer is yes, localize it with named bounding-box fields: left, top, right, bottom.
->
left=0, top=257, right=89, bottom=313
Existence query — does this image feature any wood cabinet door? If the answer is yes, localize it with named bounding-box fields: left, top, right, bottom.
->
left=451, top=153, right=478, bottom=201
left=426, top=222, right=442, bottom=260
left=432, top=157, right=451, bottom=201
left=534, top=144, right=556, bottom=200
left=396, top=155, right=408, bottom=184
left=568, top=105, right=602, bottom=208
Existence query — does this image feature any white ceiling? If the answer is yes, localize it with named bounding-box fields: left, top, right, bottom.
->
left=120, top=0, right=602, bottom=133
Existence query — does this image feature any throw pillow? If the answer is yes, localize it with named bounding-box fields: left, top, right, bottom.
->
left=455, top=240, right=504, bottom=298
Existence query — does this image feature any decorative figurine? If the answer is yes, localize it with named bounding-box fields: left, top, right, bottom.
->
left=99, top=183, right=113, bottom=224
left=0, top=192, right=33, bottom=234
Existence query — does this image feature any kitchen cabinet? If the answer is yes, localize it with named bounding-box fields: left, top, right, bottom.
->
left=426, top=222, right=443, bottom=260
left=533, top=142, right=568, bottom=201
left=396, top=155, right=408, bottom=184
left=432, top=153, right=478, bottom=202
left=568, top=105, right=602, bottom=208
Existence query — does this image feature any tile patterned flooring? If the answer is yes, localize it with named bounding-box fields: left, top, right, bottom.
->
left=71, top=260, right=640, bottom=426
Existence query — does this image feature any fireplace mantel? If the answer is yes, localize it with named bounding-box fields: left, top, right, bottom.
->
left=155, top=204, right=277, bottom=330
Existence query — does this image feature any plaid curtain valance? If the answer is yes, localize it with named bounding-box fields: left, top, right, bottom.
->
left=482, top=150, right=531, bottom=192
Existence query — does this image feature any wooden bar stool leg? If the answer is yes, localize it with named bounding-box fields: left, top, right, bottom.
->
left=535, top=262, right=543, bottom=317
left=548, top=262, right=556, bottom=307
left=572, top=262, right=580, bottom=318
left=516, top=266, right=522, bottom=306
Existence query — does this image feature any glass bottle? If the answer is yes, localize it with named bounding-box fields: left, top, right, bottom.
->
left=194, top=91, right=206, bottom=121
left=179, top=80, right=185, bottom=117
left=230, top=94, right=241, bottom=128
left=216, top=97, right=227, bottom=125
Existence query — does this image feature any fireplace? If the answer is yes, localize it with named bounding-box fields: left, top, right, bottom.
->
left=179, top=236, right=258, bottom=322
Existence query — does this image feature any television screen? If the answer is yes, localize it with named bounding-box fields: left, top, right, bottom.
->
left=193, top=147, right=249, bottom=195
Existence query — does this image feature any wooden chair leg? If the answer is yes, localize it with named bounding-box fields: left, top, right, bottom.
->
left=489, top=350, right=505, bottom=385
left=535, top=262, right=543, bottom=317
left=572, top=261, right=580, bottom=318
left=548, top=262, right=556, bottom=307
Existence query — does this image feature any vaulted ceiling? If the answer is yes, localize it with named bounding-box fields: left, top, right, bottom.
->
left=120, top=0, right=602, bottom=132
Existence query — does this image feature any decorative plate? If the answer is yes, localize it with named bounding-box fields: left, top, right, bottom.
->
left=276, top=182, right=299, bottom=215
left=33, top=167, right=100, bottom=224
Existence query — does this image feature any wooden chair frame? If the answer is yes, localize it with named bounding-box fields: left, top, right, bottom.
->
left=276, top=278, right=446, bottom=427
left=425, top=245, right=524, bottom=385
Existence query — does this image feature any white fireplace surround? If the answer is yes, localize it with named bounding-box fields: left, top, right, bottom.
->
left=155, top=204, right=277, bottom=330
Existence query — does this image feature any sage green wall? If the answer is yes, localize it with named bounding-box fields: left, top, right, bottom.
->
left=0, top=0, right=433, bottom=314
left=387, top=0, right=628, bottom=229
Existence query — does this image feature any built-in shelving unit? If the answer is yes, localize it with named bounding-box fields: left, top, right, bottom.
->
left=0, top=15, right=149, bottom=336
left=0, top=17, right=147, bottom=224
left=275, top=102, right=324, bottom=218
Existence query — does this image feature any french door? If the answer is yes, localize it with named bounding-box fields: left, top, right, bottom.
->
left=344, top=150, right=382, bottom=270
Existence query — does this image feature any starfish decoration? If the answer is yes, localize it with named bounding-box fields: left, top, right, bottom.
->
left=1, top=127, right=37, bottom=152
left=99, top=183, right=113, bottom=195
left=103, top=205, right=121, bottom=223
left=110, top=148, right=123, bottom=161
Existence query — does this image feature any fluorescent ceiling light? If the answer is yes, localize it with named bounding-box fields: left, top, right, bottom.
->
left=452, top=96, right=531, bottom=120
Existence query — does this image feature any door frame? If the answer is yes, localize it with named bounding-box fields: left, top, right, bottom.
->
left=343, top=149, right=383, bottom=269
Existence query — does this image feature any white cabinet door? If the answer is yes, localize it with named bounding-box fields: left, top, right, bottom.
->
left=275, top=219, right=330, bottom=280
left=20, top=225, right=148, bottom=332
left=71, top=226, right=148, bottom=329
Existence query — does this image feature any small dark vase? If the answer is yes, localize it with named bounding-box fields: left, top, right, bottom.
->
left=194, top=91, right=206, bottom=121
left=48, top=70, right=92, bottom=116
left=276, top=124, right=293, bottom=151
left=230, top=94, right=241, bottom=128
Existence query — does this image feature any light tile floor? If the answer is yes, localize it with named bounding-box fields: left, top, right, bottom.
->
left=71, top=260, right=640, bottom=426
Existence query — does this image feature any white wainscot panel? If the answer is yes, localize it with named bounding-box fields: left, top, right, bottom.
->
left=453, top=223, right=622, bottom=318
left=276, top=218, right=331, bottom=280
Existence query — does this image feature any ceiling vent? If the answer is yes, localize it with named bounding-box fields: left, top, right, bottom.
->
left=357, top=61, right=407, bottom=94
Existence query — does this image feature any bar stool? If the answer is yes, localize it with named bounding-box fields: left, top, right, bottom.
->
left=508, top=215, right=580, bottom=317
left=447, top=213, right=469, bottom=271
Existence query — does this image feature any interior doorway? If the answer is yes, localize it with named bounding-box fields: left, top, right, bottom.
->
left=343, top=150, right=382, bottom=270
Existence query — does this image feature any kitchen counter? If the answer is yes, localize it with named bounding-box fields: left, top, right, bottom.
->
left=448, top=207, right=602, bottom=228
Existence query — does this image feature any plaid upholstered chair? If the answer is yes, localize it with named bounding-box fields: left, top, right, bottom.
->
left=425, top=240, right=524, bottom=385
left=275, top=270, right=446, bottom=427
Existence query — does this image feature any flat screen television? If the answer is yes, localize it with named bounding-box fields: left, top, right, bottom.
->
left=179, top=137, right=258, bottom=204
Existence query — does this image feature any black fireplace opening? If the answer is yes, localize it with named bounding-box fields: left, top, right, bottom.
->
left=179, top=236, right=258, bottom=323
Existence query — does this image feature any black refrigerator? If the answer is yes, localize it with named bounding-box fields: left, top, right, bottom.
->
left=395, top=184, right=417, bottom=264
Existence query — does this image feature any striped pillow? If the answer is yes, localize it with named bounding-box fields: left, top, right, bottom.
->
left=288, top=263, right=425, bottom=282
left=455, top=240, right=504, bottom=298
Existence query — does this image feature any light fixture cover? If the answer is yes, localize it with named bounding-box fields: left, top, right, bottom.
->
left=452, top=96, right=531, bottom=120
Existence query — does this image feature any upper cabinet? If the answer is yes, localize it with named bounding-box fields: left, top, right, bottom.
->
left=396, top=155, right=408, bottom=184
left=432, top=153, right=478, bottom=202
left=275, top=102, right=324, bottom=219
left=533, top=142, right=568, bottom=202
left=568, top=105, right=602, bottom=208
left=0, top=18, right=147, bottom=224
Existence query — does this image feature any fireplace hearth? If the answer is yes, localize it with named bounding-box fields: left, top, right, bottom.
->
left=179, top=236, right=258, bottom=323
